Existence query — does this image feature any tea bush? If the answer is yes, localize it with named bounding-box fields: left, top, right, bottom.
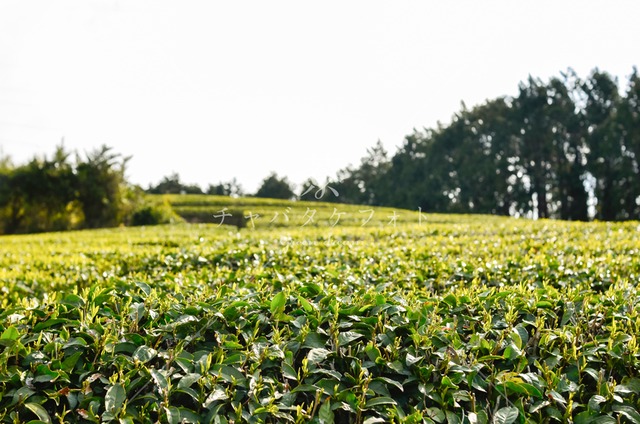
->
left=1, top=214, right=639, bottom=423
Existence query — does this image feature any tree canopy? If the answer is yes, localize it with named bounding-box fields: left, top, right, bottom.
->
left=255, top=173, right=295, bottom=200
left=0, top=144, right=136, bottom=234
left=327, top=68, right=640, bottom=221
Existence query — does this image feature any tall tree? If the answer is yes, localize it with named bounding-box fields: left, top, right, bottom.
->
left=148, top=173, right=203, bottom=194
left=615, top=68, right=640, bottom=219
left=298, top=178, right=324, bottom=202
left=76, top=145, right=130, bottom=228
left=0, top=149, right=11, bottom=171
left=207, top=178, right=244, bottom=197
left=543, top=73, right=589, bottom=220
left=1, top=145, right=80, bottom=233
left=580, top=70, right=626, bottom=220
left=326, top=140, right=391, bottom=206
left=511, top=76, right=555, bottom=218
left=255, top=173, right=295, bottom=199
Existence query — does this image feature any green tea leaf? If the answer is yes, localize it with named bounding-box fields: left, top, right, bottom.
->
left=282, top=362, right=298, bottom=381
left=165, top=406, right=181, bottom=424
left=446, top=410, right=462, bottom=424
left=503, top=381, right=543, bottom=398
left=492, top=407, right=518, bottom=424
left=338, top=331, right=362, bottom=346
left=105, top=384, right=126, bottom=415
left=25, top=402, right=52, bottom=424
left=13, top=387, right=35, bottom=404
left=365, top=342, right=381, bottom=362
left=271, top=291, right=286, bottom=314
left=307, top=348, right=331, bottom=364
left=298, top=296, right=313, bottom=312
left=588, top=395, right=607, bottom=411
left=177, top=373, right=201, bottom=389
left=469, top=411, right=489, bottom=424
left=135, top=281, right=152, bottom=296
left=425, top=407, right=446, bottom=422
left=613, top=404, right=640, bottom=424
left=151, top=368, right=169, bottom=391
left=364, top=397, right=397, bottom=408
left=203, top=388, right=228, bottom=407
left=373, top=376, right=404, bottom=392
left=291, top=384, right=319, bottom=393
left=615, top=378, right=640, bottom=395
left=303, top=333, right=327, bottom=349
left=133, top=345, right=157, bottom=363
left=319, top=400, right=334, bottom=424
left=0, top=326, right=19, bottom=340
left=588, top=416, right=617, bottom=424
left=61, top=352, right=82, bottom=373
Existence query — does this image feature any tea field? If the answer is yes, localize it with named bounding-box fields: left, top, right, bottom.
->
left=1, top=204, right=640, bottom=423
left=157, top=194, right=422, bottom=228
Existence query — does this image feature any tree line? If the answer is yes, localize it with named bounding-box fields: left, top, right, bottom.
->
left=321, top=67, right=639, bottom=221
left=0, top=145, right=142, bottom=234
left=150, top=68, right=640, bottom=221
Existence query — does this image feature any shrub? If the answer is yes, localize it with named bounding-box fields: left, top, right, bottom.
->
left=131, top=200, right=182, bottom=226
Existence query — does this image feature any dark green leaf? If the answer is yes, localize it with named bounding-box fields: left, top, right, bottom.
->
left=364, top=397, right=397, bottom=408
left=469, top=411, right=488, bottom=424
left=177, top=373, right=201, bottom=389
left=615, top=378, right=640, bottom=395
left=282, top=362, right=298, bottom=381
left=372, top=376, right=404, bottom=392
left=446, top=410, right=461, bottom=424
left=613, top=404, right=640, bottom=424
left=338, top=331, right=363, bottom=346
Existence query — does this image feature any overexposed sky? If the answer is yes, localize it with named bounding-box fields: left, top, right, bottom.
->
left=1, top=1, right=638, bottom=193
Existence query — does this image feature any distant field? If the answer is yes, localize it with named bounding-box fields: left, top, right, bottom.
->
left=1, top=203, right=640, bottom=423
left=156, top=194, right=430, bottom=228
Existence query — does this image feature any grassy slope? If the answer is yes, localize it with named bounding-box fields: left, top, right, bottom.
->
left=1, top=200, right=640, bottom=422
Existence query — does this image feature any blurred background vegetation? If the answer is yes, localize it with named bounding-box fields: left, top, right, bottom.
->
left=1, top=68, right=639, bottom=235
left=144, top=68, right=640, bottom=222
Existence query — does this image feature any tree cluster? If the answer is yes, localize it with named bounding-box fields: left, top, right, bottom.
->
left=325, top=68, right=640, bottom=221
left=146, top=172, right=295, bottom=200
left=147, top=174, right=246, bottom=197
left=0, top=145, right=136, bottom=234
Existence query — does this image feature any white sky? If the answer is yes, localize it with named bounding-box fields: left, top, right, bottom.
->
left=1, top=1, right=638, bottom=193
